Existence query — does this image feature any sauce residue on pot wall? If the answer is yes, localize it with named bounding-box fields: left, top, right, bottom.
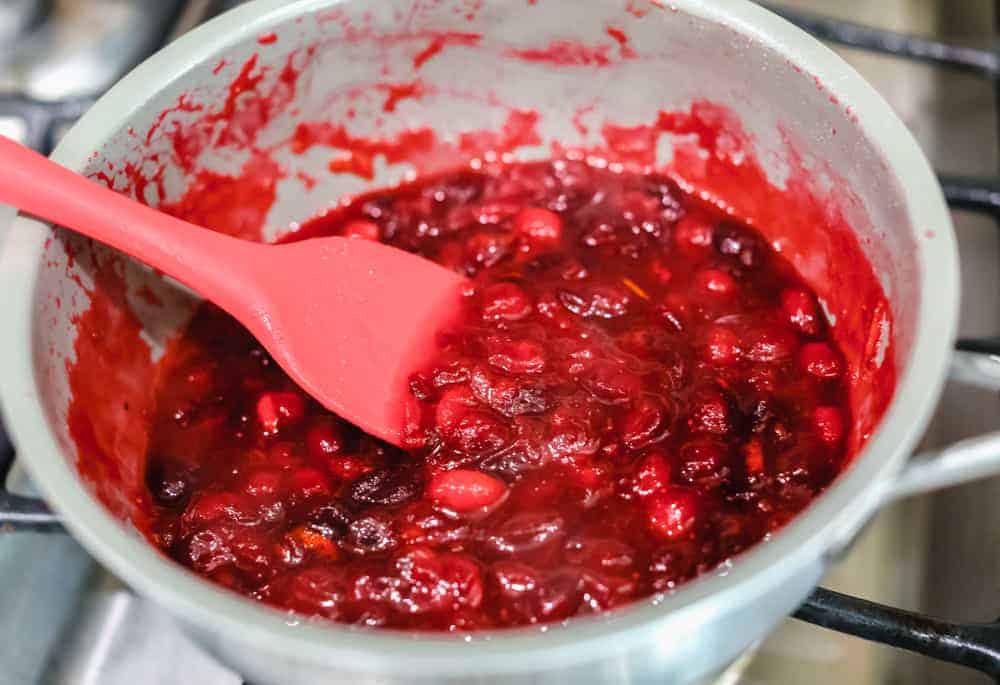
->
left=65, top=19, right=894, bottom=525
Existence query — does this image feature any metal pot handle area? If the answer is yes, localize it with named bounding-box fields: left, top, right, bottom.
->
left=792, top=341, right=1000, bottom=679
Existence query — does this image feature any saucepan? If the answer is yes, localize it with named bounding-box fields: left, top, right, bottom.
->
left=2, top=1, right=1000, bottom=683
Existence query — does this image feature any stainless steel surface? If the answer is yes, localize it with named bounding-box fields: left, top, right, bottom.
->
left=0, top=1, right=995, bottom=684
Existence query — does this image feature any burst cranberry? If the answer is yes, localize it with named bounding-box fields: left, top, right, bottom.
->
left=256, top=391, right=306, bottom=435
left=480, top=282, right=531, bottom=321
left=486, top=337, right=547, bottom=375
left=514, top=207, right=563, bottom=246
left=647, top=488, right=702, bottom=539
left=428, top=469, right=508, bottom=514
left=621, top=397, right=669, bottom=450
left=444, top=411, right=511, bottom=455
left=800, top=342, right=843, bottom=379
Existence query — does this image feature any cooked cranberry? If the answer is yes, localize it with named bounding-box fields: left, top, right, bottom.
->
left=266, top=566, right=352, bottom=619
left=428, top=469, right=508, bottom=514
left=342, top=219, right=380, bottom=240
left=621, top=397, right=669, bottom=450
left=702, top=325, right=741, bottom=365
left=491, top=561, right=538, bottom=597
left=743, top=437, right=766, bottom=475
left=558, top=285, right=631, bottom=319
left=688, top=391, right=733, bottom=435
left=582, top=363, right=642, bottom=404
left=480, top=282, right=532, bottom=321
left=812, top=406, right=845, bottom=446
left=328, top=455, right=373, bottom=481
left=434, top=384, right=476, bottom=433
left=513, top=207, right=563, bottom=246
left=646, top=488, right=702, bottom=539
left=799, top=342, right=843, bottom=379
left=679, top=440, right=730, bottom=485
left=781, top=287, right=821, bottom=335
left=486, top=337, right=547, bottom=375
left=183, top=491, right=246, bottom=525
left=673, top=213, right=713, bottom=249
left=482, top=511, right=565, bottom=555
left=256, top=391, right=306, bottom=435
left=631, top=451, right=672, bottom=497
left=443, top=411, right=511, bottom=455
left=695, top=268, right=736, bottom=295
left=744, top=324, right=799, bottom=363
left=243, top=469, right=283, bottom=498
left=287, top=467, right=332, bottom=501
left=306, top=417, right=346, bottom=459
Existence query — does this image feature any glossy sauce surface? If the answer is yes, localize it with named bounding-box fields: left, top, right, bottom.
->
left=144, top=160, right=850, bottom=629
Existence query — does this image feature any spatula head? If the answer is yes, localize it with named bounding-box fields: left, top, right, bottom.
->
left=236, top=237, right=467, bottom=446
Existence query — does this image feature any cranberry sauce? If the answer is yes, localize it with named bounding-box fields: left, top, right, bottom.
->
left=145, top=159, right=850, bottom=630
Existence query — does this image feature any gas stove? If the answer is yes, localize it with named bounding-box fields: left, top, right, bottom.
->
left=1, top=1, right=999, bottom=683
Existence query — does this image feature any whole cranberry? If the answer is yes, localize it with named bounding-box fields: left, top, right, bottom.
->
left=799, top=342, right=843, bottom=379
left=428, top=469, right=508, bottom=514
left=781, top=287, right=822, bottom=335
left=256, top=391, right=306, bottom=436
left=513, top=207, right=563, bottom=247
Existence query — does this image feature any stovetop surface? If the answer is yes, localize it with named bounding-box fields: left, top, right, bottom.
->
left=0, top=1, right=998, bottom=684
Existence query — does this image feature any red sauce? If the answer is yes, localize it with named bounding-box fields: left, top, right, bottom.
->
left=142, top=160, right=854, bottom=629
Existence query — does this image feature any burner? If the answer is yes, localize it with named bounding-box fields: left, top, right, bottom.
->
left=0, top=0, right=49, bottom=51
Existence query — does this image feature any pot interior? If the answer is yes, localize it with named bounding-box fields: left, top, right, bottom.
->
left=32, top=0, right=911, bottom=553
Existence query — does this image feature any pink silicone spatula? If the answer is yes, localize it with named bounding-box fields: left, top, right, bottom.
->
left=0, top=135, right=467, bottom=446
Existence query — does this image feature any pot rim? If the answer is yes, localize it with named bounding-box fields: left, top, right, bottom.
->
left=0, top=0, right=959, bottom=675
